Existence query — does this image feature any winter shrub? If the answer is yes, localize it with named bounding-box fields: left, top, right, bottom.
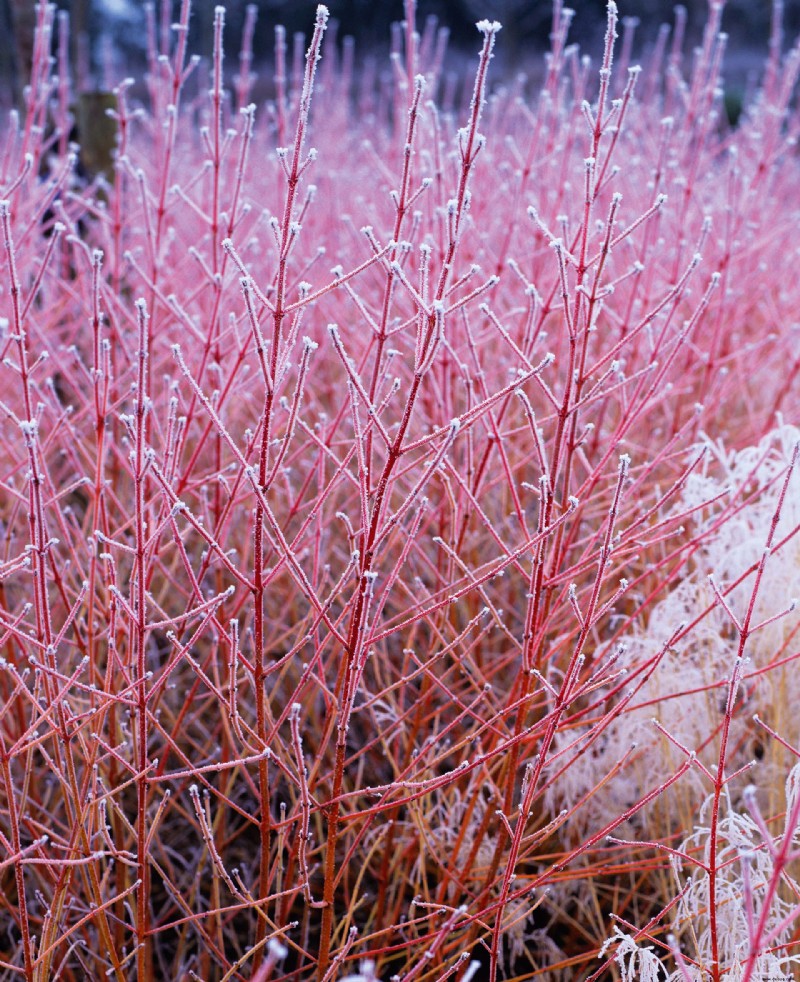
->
left=0, top=1, right=799, bottom=979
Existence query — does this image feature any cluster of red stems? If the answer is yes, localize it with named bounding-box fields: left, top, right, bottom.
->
left=1, top=0, right=800, bottom=979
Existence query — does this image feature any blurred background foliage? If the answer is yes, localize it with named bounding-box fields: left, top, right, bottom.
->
left=2, top=0, right=800, bottom=104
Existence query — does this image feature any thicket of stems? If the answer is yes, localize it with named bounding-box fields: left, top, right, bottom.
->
left=0, top=1, right=799, bottom=979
